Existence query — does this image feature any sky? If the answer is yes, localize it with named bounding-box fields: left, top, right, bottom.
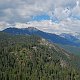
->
left=0, top=0, right=80, bottom=34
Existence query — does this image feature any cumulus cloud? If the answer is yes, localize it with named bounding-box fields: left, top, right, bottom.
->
left=0, top=0, right=78, bottom=23
left=0, top=0, right=80, bottom=34
left=0, top=19, right=80, bottom=35
left=60, top=18, right=80, bottom=33
left=13, top=20, right=77, bottom=34
left=54, top=7, right=71, bottom=21
left=71, top=1, right=80, bottom=19
left=0, top=21, right=11, bottom=30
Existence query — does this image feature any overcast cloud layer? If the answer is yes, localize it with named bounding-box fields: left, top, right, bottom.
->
left=0, top=0, right=80, bottom=34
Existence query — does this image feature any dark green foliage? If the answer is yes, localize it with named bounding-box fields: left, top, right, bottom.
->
left=0, top=32, right=80, bottom=80
left=59, top=44, right=80, bottom=56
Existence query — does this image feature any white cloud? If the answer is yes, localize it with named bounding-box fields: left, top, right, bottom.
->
left=54, top=7, right=71, bottom=20
left=60, top=18, right=80, bottom=33
left=0, top=21, right=11, bottom=30
left=14, top=20, right=75, bottom=34
left=0, top=0, right=78, bottom=23
left=71, top=0, right=80, bottom=18
left=0, top=19, right=80, bottom=35
left=0, top=0, right=80, bottom=35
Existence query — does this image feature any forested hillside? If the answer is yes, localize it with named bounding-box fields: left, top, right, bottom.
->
left=0, top=32, right=80, bottom=80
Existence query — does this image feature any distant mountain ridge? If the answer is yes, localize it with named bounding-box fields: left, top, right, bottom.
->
left=3, top=27, right=80, bottom=47
left=60, top=33, right=79, bottom=42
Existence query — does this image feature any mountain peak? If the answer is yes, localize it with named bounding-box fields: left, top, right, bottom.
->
left=27, top=27, right=39, bottom=31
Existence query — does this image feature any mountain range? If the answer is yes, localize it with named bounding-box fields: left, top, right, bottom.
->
left=60, top=33, right=79, bottom=42
left=3, top=27, right=80, bottom=47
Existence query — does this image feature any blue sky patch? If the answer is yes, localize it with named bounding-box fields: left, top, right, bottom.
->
left=32, top=14, right=50, bottom=21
